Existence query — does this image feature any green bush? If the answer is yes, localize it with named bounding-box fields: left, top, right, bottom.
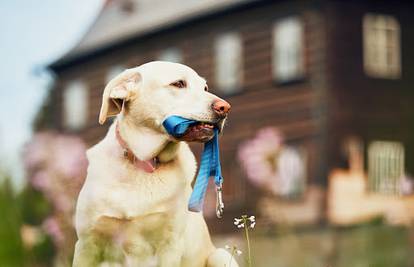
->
left=0, top=178, right=55, bottom=267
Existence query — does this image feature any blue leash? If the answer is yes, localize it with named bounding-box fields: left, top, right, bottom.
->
left=163, top=116, right=224, bottom=218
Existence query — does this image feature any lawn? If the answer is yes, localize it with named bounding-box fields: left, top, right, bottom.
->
left=214, top=224, right=414, bottom=267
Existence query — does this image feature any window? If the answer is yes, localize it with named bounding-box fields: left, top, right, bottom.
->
left=63, top=81, right=88, bottom=130
left=368, top=141, right=404, bottom=195
left=276, top=146, right=307, bottom=198
left=158, top=47, right=183, bottom=63
left=273, top=17, right=304, bottom=82
left=106, top=65, right=124, bottom=83
left=214, top=32, right=243, bottom=94
left=363, top=14, right=401, bottom=78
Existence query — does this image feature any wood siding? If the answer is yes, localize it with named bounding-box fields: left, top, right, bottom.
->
left=50, top=1, right=328, bottom=230
left=325, top=1, right=414, bottom=175
left=49, top=0, right=414, bottom=230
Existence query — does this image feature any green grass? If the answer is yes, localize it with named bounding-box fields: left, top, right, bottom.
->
left=249, top=224, right=414, bottom=267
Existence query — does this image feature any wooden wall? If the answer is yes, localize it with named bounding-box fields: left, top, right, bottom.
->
left=50, top=0, right=332, bottom=230
left=325, top=0, right=414, bottom=175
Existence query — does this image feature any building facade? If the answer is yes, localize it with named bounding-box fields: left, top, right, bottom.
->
left=47, top=0, right=414, bottom=231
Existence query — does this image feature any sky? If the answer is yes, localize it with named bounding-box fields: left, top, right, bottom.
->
left=0, top=0, right=103, bottom=188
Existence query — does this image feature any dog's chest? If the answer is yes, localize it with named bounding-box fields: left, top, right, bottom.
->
left=93, top=210, right=186, bottom=264
left=89, top=162, right=190, bottom=258
left=94, top=210, right=178, bottom=244
left=94, top=160, right=190, bottom=219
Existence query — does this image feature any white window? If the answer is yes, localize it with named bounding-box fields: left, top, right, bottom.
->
left=368, top=141, right=404, bottom=195
left=106, top=65, right=125, bottom=83
left=158, top=47, right=183, bottom=63
left=273, top=17, right=304, bottom=82
left=63, top=81, right=88, bottom=130
left=363, top=14, right=401, bottom=78
left=214, top=32, right=243, bottom=94
left=275, top=146, right=307, bottom=198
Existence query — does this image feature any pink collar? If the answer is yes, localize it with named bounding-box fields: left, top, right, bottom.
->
left=115, top=123, right=158, bottom=173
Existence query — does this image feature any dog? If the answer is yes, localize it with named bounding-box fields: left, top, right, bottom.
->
left=73, top=61, right=239, bottom=267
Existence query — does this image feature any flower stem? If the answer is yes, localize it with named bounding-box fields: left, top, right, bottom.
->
left=243, top=218, right=252, bottom=267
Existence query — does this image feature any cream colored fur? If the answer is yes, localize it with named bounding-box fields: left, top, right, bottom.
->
left=73, top=61, right=238, bottom=267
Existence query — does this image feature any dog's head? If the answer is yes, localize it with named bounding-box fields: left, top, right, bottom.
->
left=99, top=61, right=231, bottom=142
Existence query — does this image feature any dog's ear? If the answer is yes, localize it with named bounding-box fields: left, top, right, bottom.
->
left=98, top=69, right=142, bottom=125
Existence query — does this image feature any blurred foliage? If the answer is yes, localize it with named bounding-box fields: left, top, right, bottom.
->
left=334, top=225, right=412, bottom=267
left=248, top=223, right=414, bottom=267
left=0, top=179, right=24, bottom=266
left=0, top=176, right=55, bottom=267
left=21, top=187, right=52, bottom=226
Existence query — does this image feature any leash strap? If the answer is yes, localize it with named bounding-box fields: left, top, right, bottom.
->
left=163, top=116, right=224, bottom=217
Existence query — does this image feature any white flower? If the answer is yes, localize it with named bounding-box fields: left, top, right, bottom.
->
left=234, top=218, right=242, bottom=225
left=250, top=222, right=256, bottom=228
left=235, top=249, right=242, bottom=256
left=225, top=245, right=231, bottom=250
left=237, top=223, right=245, bottom=228
left=248, top=215, right=255, bottom=222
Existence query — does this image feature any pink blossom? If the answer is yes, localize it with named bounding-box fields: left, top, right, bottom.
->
left=43, top=216, right=64, bottom=246
left=238, top=127, right=306, bottom=197
left=400, top=174, right=414, bottom=195
left=30, top=171, right=50, bottom=191
left=23, top=132, right=54, bottom=170
left=54, top=193, right=73, bottom=213
left=23, top=131, right=88, bottom=250
left=238, top=127, right=283, bottom=187
left=52, top=136, right=88, bottom=179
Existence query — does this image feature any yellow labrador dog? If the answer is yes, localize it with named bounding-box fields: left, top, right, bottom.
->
left=73, top=61, right=238, bottom=267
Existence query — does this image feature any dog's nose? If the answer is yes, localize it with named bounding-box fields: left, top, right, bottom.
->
left=212, top=99, right=231, bottom=117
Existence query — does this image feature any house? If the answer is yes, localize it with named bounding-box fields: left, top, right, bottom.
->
left=46, top=0, right=414, bottom=231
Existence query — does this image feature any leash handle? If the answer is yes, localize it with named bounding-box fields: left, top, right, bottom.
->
left=216, top=183, right=224, bottom=218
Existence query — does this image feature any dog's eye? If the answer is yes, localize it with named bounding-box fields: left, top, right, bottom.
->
left=204, top=85, right=209, bottom=92
left=170, top=80, right=186, bottom=89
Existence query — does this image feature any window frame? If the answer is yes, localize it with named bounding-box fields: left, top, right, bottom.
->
left=272, top=16, right=305, bottom=84
left=363, top=13, right=401, bottom=79
left=214, top=31, right=244, bottom=95
left=62, top=80, right=89, bottom=131
left=368, top=140, right=405, bottom=195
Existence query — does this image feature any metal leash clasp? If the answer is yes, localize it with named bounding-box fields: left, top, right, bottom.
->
left=215, top=184, right=224, bottom=218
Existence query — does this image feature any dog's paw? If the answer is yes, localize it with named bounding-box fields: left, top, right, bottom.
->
left=207, top=248, right=240, bottom=267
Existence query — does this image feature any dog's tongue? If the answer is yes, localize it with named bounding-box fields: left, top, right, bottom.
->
left=134, top=158, right=157, bottom=172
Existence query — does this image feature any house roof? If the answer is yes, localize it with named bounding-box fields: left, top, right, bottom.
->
left=50, top=0, right=253, bottom=70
